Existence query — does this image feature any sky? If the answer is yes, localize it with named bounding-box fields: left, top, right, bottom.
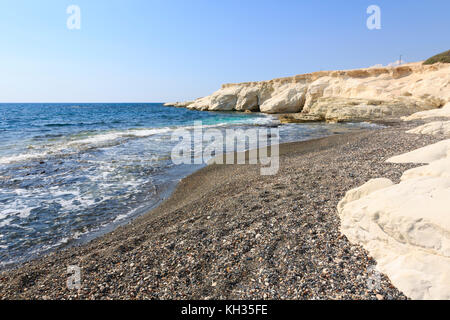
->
left=0, top=0, right=448, bottom=103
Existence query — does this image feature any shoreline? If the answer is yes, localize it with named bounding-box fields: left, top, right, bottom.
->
left=0, top=118, right=378, bottom=271
left=0, top=161, right=204, bottom=271
left=0, top=119, right=443, bottom=299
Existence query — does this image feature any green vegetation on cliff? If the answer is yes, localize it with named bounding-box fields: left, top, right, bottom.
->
left=423, top=50, right=450, bottom=65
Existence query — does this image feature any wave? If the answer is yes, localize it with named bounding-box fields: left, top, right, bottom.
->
left=43, top=120, right=122, bottom=128
left=0, top=115, right=279, bottom=165
left=0, top=152, right=50, bottom=165
left=67, top=127, right=173, bottom=146
left=44, top=123, right=76, bottom=127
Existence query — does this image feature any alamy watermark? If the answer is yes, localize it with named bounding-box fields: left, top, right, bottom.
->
left=67, top=5, right=81, bottom=30
left=366, top=265, right=382, bottom=291
left=366, top=5, right=381, bottom=30
left=67, top=265, right=81, bottom=290
left=170, top=121, right=279, bottom=176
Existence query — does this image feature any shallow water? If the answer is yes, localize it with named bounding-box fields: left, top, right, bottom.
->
left=0, top=103, right=379, bottom=267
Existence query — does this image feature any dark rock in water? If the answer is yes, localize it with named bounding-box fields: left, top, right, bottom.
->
left=278, top=113, right=325, bottom=123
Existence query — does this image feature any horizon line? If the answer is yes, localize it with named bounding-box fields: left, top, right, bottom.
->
left=0, top=101, right=168, bottom=104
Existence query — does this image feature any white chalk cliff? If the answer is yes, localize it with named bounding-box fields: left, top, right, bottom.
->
left=338, top=106, right=450, bottom=300
left=167, top=62, right=450, bottom=122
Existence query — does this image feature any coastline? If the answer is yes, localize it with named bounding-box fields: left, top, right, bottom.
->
left=0, top=119, right=444, bottom=299
left=165, top=62, right=449, bottom=123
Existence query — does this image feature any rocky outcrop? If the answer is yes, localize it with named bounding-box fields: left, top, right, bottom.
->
left=403, top=102, right=450, bottom=135
left=338, top=107, right=450, bottom=300
left=166, top=62, right=450, bottom=122
left=163, top=101, right=194, bottom=108
left=407, top=120, right=450, bottom=135
left=338, top=140, right=450, bottom=300
left=403, top=102, right=450, bottom=121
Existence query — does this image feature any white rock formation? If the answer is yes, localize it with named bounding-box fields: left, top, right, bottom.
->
left=163, top=101, right=194, bottom=108
left=167, top=62, right=450, bottom=122
left=336, top=178, right=394, bottom=213
left=338, top=139, right=450, bottom=300
left=407, top=120, right=450, bottom=135
left=387, top=139, right=450, bottom=164
left=401, top=159, right=450, bottom=180
left=403, top=102, right=450, bottom=121
left=260, top=83, right=307, bottom=113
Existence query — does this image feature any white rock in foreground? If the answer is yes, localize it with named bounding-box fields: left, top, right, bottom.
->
left=402, top=159, right=450, bottom=180
left=336, top=178, right=394, bottom=213
left=403, top=102, right=450, bottom=121
left=387, top=139, right=450, bottom=164
left=338, top=139, right=450, bottom=300
left=407, top=120, right=450, bottom=135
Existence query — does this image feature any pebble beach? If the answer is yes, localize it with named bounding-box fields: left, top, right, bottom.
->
left=0, top=120, right=444, bottom=300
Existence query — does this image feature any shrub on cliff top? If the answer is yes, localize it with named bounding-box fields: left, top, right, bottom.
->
left=423, top=50, right=450, bottom=65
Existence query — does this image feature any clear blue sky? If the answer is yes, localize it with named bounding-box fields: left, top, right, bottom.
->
left=0, top=0, right=448, bottom=103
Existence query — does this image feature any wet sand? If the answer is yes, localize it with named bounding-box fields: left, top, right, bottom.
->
left=0, top=120, right=441, bottom=300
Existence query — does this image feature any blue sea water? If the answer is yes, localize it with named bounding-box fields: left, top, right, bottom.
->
left=0, top=103, right=379, bottom=267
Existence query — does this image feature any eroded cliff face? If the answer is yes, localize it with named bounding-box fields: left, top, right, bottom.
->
left=166, top=62, right=450, bottom=122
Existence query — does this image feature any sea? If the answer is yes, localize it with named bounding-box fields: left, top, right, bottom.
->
left=0, top=103, right=379, bottom=268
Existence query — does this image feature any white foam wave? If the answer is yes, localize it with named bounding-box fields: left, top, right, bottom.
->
left=0, top=218, right=13, bottom=228
left=0, top=127, right=174, bottom=165
left=67, top=127, right=173, bottom=146
left=0, top=152, right=49, bottom=165
left=0, top=119, right=276, bottom=165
